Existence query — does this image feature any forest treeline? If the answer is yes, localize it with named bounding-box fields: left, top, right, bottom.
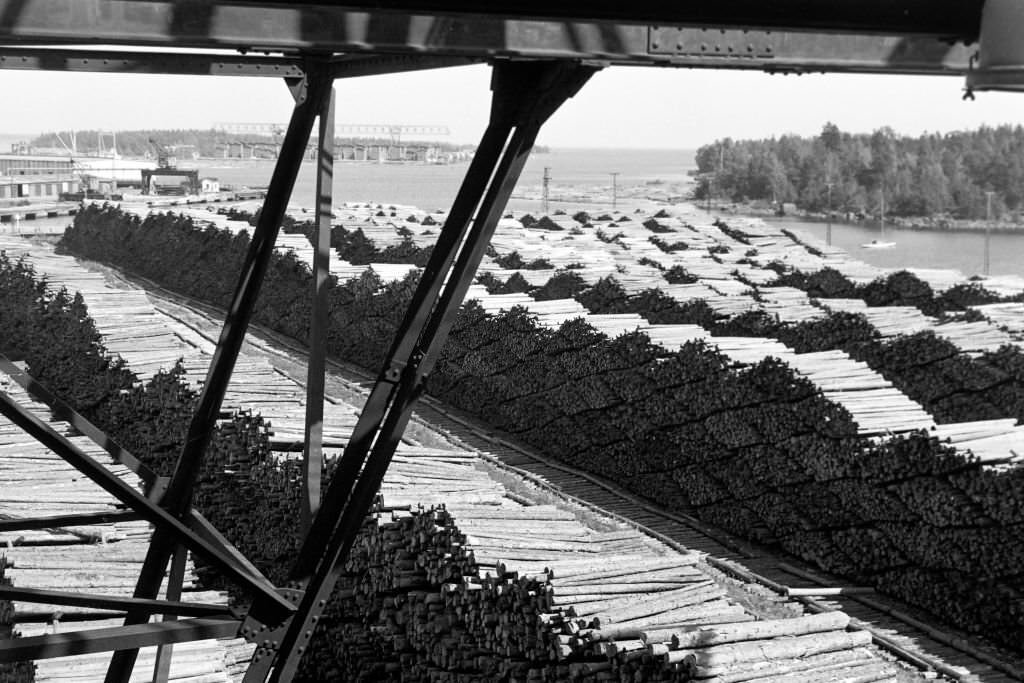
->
left=28, top=129, right=477, bottom=158
left=694, top=123, right=1024, bottom=220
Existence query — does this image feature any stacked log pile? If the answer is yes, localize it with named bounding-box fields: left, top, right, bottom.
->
left=971, top=301, right=1024, bottom=337
left=464, top=283, right=935, bottom=439
left=298, top=451, right=903, bottom=682
left=821, top=298, right=1015, bottom=353
left=756, top=286, right=825, bottom=323
left=57, top=203, right=1024, bottom=654
left=0, top=246, right=903, bottom=681
left=745, top=245, right=1021, bottom=356
left=0, top=235, right=353, bottom=459
left=575, top=274, right=1024, bottom=456
left=0, top=373, right=248, bottom=682
left=197, top=200, right=1024, bottom=368
left=0, top=236, right=193, bottom=381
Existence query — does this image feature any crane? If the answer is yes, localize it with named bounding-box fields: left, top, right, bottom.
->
left=148, top=138, right=176, bottom=169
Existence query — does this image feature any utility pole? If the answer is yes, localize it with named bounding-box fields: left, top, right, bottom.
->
left=610, top=172, right=619, bottom=209
left=542, top=166, right=551, bottom=214
left=825, top=182, right=834, bottom=247
left=879, top=183, right=886, bottom=241
left=715, top=145, right=724, bottom=213
left=985, top=190, right=995, bottom=277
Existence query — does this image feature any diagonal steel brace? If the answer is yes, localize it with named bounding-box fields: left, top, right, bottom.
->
left=241, top=60, right=597, bottom=682
left=0, top=390, right=292, bottom=620
left=102, top=58, right=336, bottom=683
left=0, top=354, right=271, bottom=589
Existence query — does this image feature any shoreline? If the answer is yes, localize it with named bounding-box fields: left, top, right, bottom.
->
left=712, top=201, right=1024, bottom=235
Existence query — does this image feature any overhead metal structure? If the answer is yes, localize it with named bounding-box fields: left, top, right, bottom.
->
left=0, top=1, right=1020, bottom=680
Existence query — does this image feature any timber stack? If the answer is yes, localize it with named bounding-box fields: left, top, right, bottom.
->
left=0, top=373, right=251, bottom=682
left=51, top=202, right=1024, bottom=658
left=301, top=499, right=901, bottom=682
left=297, top=446, right=903, bottom=682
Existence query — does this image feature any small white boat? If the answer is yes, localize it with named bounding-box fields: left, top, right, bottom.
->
left=861, top=239, right=896, bottom=249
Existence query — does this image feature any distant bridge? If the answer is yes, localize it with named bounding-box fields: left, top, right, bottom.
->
left=213, top=122, right=450, bottom=145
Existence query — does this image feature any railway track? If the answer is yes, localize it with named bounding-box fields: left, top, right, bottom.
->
left=118, top=267, right=1024, bottom=683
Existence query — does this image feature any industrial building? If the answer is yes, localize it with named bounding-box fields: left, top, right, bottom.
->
left=0, top=153, right=74, bottom=176
left=0, top=175, right=76, bottom=203
left=0, top=152, right=77, bottom=205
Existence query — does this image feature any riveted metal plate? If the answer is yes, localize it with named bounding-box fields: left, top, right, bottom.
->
left=648, top=26, right=776, bottom=58
left=239, top=587, right=304, bottom=645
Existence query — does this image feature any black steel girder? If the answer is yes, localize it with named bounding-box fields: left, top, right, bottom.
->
left=0, top=510, right=141, bottom=532
left=0, top=355, right=274, bottom=589
left=0, top=47, right=304, bottom=77
left=0, top=618, right=241, bottom=660
left=300, top=81, right=335, bottom=533
left=0, top=1, right=977, bottom=77
left=0, top=47, right=478, bottom=78
left=102, top=60, right=336, bottom=682
left=0, top=0, right=982, bottom=43
left=0, top=357, right=273, bottom=676
left=0, top=390, right=293, bottom=621
left=213, top=0, right=984, bottom=37
left=0, top=586, right=236, bottom=619
left=237, top=58, right=597, bottom=681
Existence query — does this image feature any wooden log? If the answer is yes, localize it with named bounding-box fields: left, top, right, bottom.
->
left=654, top=611, right=850, bottom=650
left=696, top=648, right=882, bottom=683
left=667, top=630, right=873, bottom=669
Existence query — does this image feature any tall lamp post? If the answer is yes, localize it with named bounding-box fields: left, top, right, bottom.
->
left=610, top=172, right=619, bottom=209
left=985, top=190, right=995, bottom=277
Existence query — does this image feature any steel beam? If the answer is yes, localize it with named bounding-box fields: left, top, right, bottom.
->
left=645, top=29, right=975, bottom=76
left=0, top=47, right=303, bottom=76
left=285, top=97, right=514, bottom=584
left=14, top=610, right=126, bottom=624
left=214, top=0, right=984, bottom=37
left=300, top=84, right=335, bottom=533
left=330, top=54, right=480, bottom=78
left=0, top=356, right=158, bottom=494
left=0, top=354, right=274, bottom=589
left=0, top=1, right=978, bottom=76
left=0, top=510, right=140, bottom=532
left=188, top=509, right=269, bottom=584
left=152, top=545, right=188, bottom=683
left=0, top=0, right=981, bottom=44
left=0, top=586, right=234, bottom=619
left=0, top=47, right=478, bottom=79
left=0, top=390, right=292, bottom=620
left=162, top=62, right=331, bottom=519
left=239, top=60, right=595, bottom=682
left=0, top=618, right=241, bottom=661
left=104, top=60, right=334, bottom=682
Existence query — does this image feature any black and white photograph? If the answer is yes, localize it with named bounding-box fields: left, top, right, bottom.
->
left=0, top=3, right=1023, bottom=682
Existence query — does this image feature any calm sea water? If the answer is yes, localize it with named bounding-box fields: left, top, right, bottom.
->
left=196, top=147, right=695, bottom=213
left=764, top=215, right=1024, bottom=279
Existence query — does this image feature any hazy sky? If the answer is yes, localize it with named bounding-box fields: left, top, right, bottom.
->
left=6, top=63, right=1024, bottom=149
